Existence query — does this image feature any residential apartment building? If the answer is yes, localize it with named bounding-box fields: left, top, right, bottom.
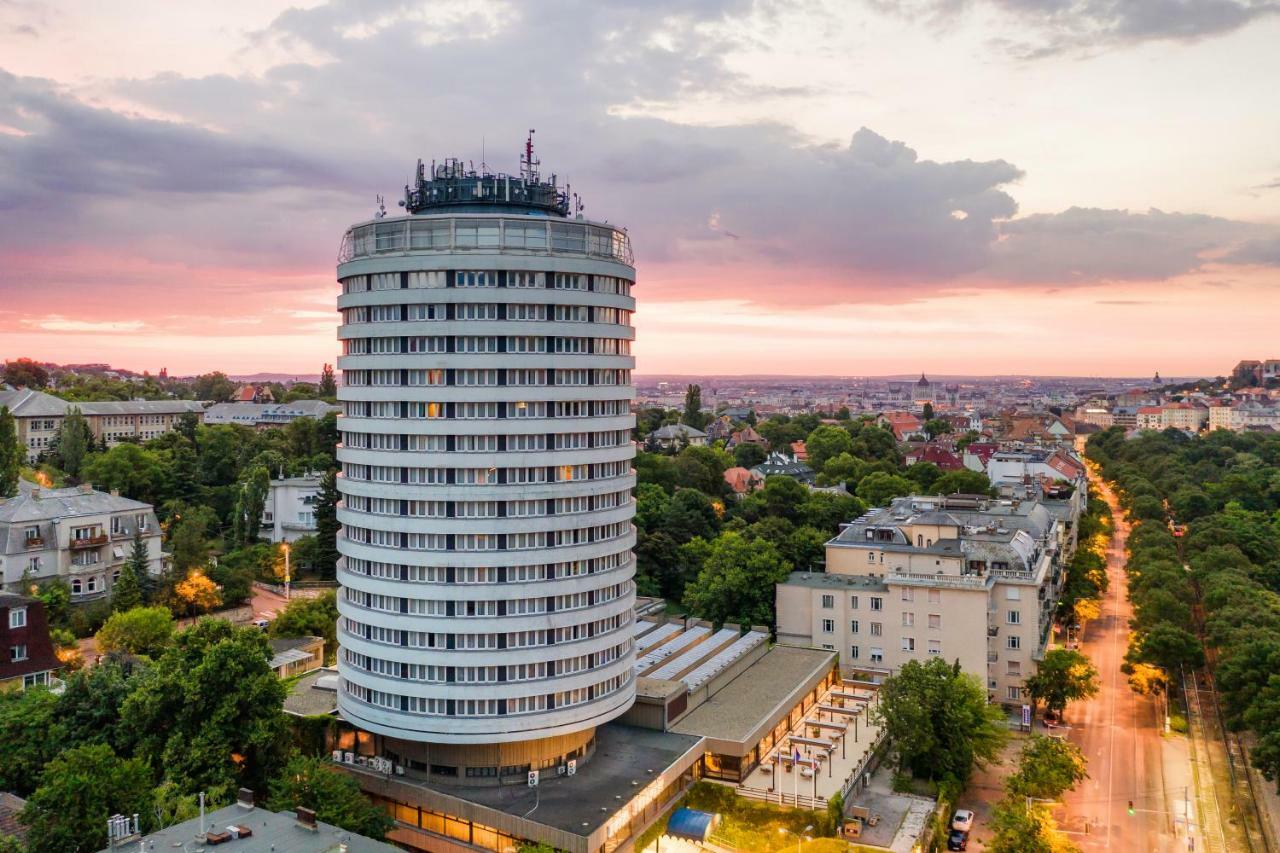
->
left=1135, top=402, right=1209, bottom=433
left=0, top=388, right=204, bottom=462
left=776, top=493, right=1072, bottom=705
left=0, top=592, right=60, bottom=691
left=0, top=482, right=163, bottom=602
left=261, top=474, right=322, bottom=543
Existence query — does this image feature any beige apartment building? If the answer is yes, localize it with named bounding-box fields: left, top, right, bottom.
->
left=776, top=493, right=1073, bottom=706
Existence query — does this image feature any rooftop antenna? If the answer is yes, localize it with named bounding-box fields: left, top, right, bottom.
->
left=522, top=129, right=539, bottom=182
left=480, top=136, right=487, bottom=173
left=374, top=195, right=386, bottom=219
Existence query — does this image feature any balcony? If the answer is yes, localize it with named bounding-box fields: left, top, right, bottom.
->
left=23, top=537, right=44, bottom=549
left=987, top=626, right=999, bottom=637
left=70, top=534, right=108, bottom=550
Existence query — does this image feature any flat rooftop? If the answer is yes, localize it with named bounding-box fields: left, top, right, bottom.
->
left=100, top=802, right=398, bottom=853
left=670, top=645, right=836, bottom=743
left=284, top=667, right=340, bottom=717
left=382, top=724, right=702, bottom=839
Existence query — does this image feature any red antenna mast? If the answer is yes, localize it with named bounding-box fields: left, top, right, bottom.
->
left=521, top=129, right=539, bottom=182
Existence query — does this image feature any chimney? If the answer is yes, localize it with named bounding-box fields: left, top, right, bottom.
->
left=295, top=806, right=318, bottom=830
left=79, top=482, right=93, bottom=494
left=236, top=788, right=254, bottom=809
left=31, top=489, right=40, bottom=500
left=110, top=489, right=120, bottom=497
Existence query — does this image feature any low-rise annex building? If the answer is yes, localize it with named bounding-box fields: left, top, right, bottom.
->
left=260, top=474, right=322, bottom=543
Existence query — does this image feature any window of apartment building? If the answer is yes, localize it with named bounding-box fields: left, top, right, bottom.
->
left=23, top=672, right=48, bottom=689
left=821, top=619, right=835, bottom=634
left=928, top=639, right=941, bottom=656
left=870, top=597, right=883, bottom=611
left=928, top=614, right=941, bottom=630
left=1007, top=661, right=1021, bottom=677
left=870, top=647, right=884, bottom=663
left=1006, top=587, right=1021, bottom=601
left=901, top=588, right=914, bottom=602
left=850, top=620, right=860, bottom=634
left=9, top=607, right=26, bottom=629
left=1007, top=610, right=1021, bottom=625
left=27, top=558, right=39, bottom=574
left=902, top=612, right=914, bottom=628
left=850, top=645, right=860, bottom=660
left=989, top=679, right=998, bottom=691
left=110, top=516, right=122, bottom=535
left=928, top=589, right=941, bottom=604
left=870, top=622, right=882, bottom=636
left=23, top=526, right=38, bottom=543
left=1007, top=636, right=1021, bottom=650
left=850, top=595, right=859, bottom=609
left=901, top=637, right=915, bottom=652
left=10, top=645, right=27, bottom=662
left=820, top=594, right=834, bottom=609
left=821, top=643, right=835, bottom=651
left=1007, top=686, right=1021, bottom=701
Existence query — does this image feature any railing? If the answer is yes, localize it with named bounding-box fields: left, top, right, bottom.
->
left=23, top=537, right=44, bottom=549
left=70, top=534, right=108, bottom=550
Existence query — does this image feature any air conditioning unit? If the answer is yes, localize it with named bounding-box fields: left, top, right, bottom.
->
left=557, top=765, right=567, bottom=776
left=395, top=765, right=405, bottom=776
left=331, top=750, right=342, bottom=763
left=343, top=752, right=355, bottom=764
left=528, top=770, right=540, bottom=787
left=567, top=759, right=577, bottom=777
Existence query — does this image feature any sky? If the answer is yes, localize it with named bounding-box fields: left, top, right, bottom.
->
left=0, top=0, right=1278, bottom=378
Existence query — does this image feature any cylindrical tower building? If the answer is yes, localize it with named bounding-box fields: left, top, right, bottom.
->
left=333, top=153, right=636, bottom=780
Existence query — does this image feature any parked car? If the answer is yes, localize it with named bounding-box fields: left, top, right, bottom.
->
left=947, top=829, right=969, bottom=851
left=951, top=809, right=975, bottom=832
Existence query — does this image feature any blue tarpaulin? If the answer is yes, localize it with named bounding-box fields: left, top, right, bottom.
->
left=666, top=808, right=719, bottom=842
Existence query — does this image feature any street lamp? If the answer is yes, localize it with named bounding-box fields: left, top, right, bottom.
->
left=778, top=824, right=814, bottom=853
left=282, top=541, right=291, bottom=601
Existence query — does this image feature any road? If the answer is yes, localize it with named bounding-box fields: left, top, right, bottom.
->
left=1056, top=475, right=1185, bottom=851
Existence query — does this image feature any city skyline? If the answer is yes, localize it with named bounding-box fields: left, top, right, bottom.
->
left=2, top=0, right=1279, bottom=376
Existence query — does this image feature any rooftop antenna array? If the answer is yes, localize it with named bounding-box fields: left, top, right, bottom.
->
left=521, top=128, right=539, bottom=182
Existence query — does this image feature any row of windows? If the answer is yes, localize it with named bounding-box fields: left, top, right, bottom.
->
left=342, top=670, right=630, bottom=718
left=819, top=591, right=943, bottom=610
left=342, top=270, right=632, bottom=295
left=341, top=398, right=631, bottom=420
left=342, top=367, right=630, bottom=387
left=343, top=581, right=629, bottom=617
left=342, top=550, right=631, bottom=585
left=343, top=489, right=631, bottom=518
left=341, top=460, right=631, bottom=485
left=343, top=609, right=630, bottom=651
left=341, top=429, right=631, bottom=452
left=342, top=640, right=627, bottom=684
left=343, top=303, right=632, bottom=327
left=344, top=521, right=632, bottom=552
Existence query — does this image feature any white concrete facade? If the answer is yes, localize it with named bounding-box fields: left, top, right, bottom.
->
left=333, top=211, right=638, bottom=745
left=261, top=475, right=321, bottom=543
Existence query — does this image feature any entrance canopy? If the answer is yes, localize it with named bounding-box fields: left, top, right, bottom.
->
left=666, top=808, right=719, bottom=842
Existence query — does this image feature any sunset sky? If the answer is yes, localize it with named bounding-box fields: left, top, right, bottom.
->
left=1, top=0, right=1278, bottom=378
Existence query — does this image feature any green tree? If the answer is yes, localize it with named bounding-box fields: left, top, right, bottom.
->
left=1023, top=649, right=1100, bottom=720
left=0, top=685, right=60, bottom=796
left=121, top=620, right=290, bottom=799
left=96, top=606, right=175, bottom=657
left=318, top=363, right=338, bottom=398
left=54, top=660, right=138, bottom=755
left=80, top=443, right=168, bottom=505
left=682, top=384, right=707, bottom=430
left=267, top=755, right=393, bottom=839
left=168, top=509, right=212, bottom=573
left=0, top=405, right=20, bottom=497
left=34, top=578, right=71, bottom=627
left=3, top=357, right=50, bottom=389
left=270, top=591, right=340, bottom=664
left=20, top=743, right=154, bottom=853
left=930, top=469, right=994, bottom=496
left=682, top=531, right=792, bottom=627
left=192, top=371, right=237, bottom=403
left=988, top=798, right=1072, bottom=853
left=662, top=488, right=720, bottom=543
left=313, top=468, right=341, bottom=580
left=55, top=407, right=90, bottom=477
left=112, top=529, right=148, bottom=611
left=1007, top=735, right=1088, bottom=799
left=922, top=402, right=934, bottom=422
left=855, top=471, right=915, bottom=507
left=231, top=465, right=271, bottom=547
left=873, top=657, right=1008, bottom=783
left=805, top=425, right=854, bottom=471
left=733, top=441, right=767, bottom=469
left=923, top=418, right=952, bottom=439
